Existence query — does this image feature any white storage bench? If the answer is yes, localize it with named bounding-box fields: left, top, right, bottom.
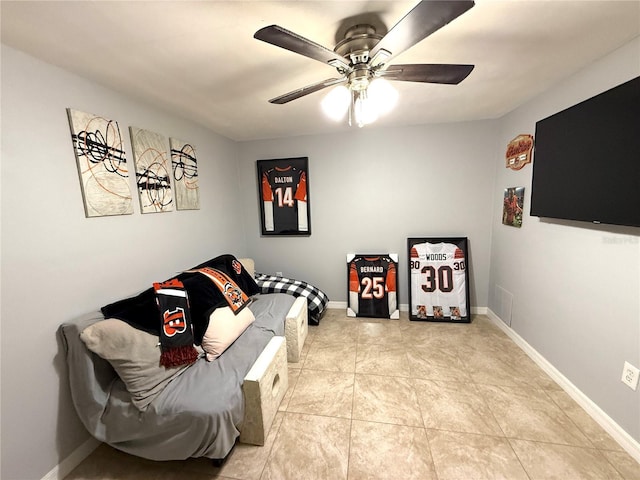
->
left=285, top=296, right=308, bottom=362
left=240, top=336, right=288, bottom=445
left=238, top=297, right=307, bottom=445
left=238, top=295, right=307, bottom=446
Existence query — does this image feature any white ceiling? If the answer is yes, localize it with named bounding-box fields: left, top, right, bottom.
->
left=2, top=1, right=639, bottom=141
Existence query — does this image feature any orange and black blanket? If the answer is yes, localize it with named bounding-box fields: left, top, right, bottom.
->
left=102, top=254, right=260, bottom=367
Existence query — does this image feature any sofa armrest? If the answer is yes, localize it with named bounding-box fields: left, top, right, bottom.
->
left=238, top=258, right=255, bottom=278
left=285, top=297, right=308, bottom=363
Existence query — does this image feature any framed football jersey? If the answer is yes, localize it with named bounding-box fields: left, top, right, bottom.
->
left=347, top=253, right=399, bottom=319
left=257, top=157, right=311, bottom=236
left=407, top=237, right=471, bottom=323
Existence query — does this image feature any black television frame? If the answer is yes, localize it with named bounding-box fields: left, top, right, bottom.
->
left=530, top=76, right=640, bottom=228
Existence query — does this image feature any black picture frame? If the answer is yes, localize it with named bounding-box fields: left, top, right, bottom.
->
left=257, top=157, right=311, bottom=236
left=346, top=253, right=399, bottom=319
left=407, top=237, right=471, bottom=323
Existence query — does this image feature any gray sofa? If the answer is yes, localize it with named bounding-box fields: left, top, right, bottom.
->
left=59, top=258, right=306, bottom=461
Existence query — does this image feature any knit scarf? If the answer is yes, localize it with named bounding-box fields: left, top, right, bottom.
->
left=153, top=279, right=199, bottom=368
left=154, top=268, right=251, bottom=367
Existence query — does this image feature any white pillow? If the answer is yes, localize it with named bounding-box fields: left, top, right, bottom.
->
left=201, top=306, right=255, bottom=361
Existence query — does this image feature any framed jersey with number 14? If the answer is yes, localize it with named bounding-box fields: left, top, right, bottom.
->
left=257, top=157, right=310, bottom=236
left=408, top=237, right=471, bottom=323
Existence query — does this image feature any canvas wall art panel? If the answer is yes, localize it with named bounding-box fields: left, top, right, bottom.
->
left=67, top=108, right=133, bottom=217
left=170, top=138, right=200, bottom=210
left=129, top=127, right=173, bottom=213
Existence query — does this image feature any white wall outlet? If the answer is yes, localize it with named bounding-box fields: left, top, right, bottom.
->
left=621, top=361, right=639, bottom=391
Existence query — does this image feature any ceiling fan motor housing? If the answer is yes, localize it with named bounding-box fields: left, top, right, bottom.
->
left=334, top=24, right=382, bottom=66
left=334, top=24, right=383, bottom=87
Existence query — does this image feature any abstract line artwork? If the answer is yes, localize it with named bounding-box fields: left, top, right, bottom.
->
left=129, top=127, right=173, bottom=213
left=170, top=138, right=200, bottom=210
left=67, top=109, right=133, bottom=217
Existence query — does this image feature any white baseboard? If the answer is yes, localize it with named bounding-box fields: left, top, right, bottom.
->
left=327, top=300, right=348, bottom=310
left=486, top=308, right=640, bottom=464
left=327, top=302, right=488, bottom=316
left=41, top=437, right=100, bottom=480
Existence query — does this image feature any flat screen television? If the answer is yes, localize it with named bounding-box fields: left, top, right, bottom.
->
left=530, top=76, right=640, bottom=228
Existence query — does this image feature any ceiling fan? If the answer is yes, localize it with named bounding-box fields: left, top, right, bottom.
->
left=254, top=0, right=475, bottom=127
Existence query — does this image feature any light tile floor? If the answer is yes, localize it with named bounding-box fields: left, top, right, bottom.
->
left=65, top=310, right=640, bottom=480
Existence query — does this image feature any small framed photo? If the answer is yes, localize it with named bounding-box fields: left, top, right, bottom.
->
left=257, top=157, right=310, bottom=236
left=407, top=237, right=471, bottom=323
left=502, top=186, right=525, bottom=228
left=347, top=253, right=399, bottom=319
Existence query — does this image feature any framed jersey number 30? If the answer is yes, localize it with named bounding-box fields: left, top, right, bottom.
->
left=407, top=237, right=471, bottom=323
left=257, top=157, right=310, bottom=236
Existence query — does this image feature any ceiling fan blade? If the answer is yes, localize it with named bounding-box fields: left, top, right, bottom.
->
left=370, top=1, right=475, bottom=65
left=383, top=64, right=474, bottom=84
left=255, top=25, right=349, bottom=70
left=269, top=77, right=347, bottom=104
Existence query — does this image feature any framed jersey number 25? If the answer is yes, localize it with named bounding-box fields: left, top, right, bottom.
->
left=347, top=253, right=399, bottom=319
left=407, top=237, right=471, bottom=323
left=257, top=157, right=310, bottom=236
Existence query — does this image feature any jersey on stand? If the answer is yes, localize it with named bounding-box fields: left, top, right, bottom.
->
left=348, top=255, right=398, bottom=319
left=410, top=242, right=467, bottom=320
left=262, top=166, right=308, bottom=233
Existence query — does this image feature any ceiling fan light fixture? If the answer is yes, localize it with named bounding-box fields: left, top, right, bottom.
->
left=367, top=78, right=398, bottom=116
left=351, top=88, right=378, bottom=128
left=323, top=77, right=398, bottom=127
left=321, top=84, right=350, bottom=121
left=349, top=77, right=398, bottom=128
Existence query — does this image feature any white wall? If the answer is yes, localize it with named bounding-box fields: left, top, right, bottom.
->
left=238, top=122, right=498, bottom=308
left=0, top=45, right=246, bottom=480
left=489, top=38, right=640, bottom=443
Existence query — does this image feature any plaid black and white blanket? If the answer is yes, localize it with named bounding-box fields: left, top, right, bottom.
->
left=254, top=273, right=329, bottom=325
